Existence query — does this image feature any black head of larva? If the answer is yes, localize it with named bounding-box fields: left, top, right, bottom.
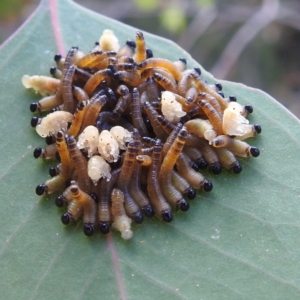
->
left=33, top=147, right=42, bottom=159
left=61, top=213, right=70, bottom=225
left=83, top=225, right=94, bottom=237
left=65, top=179, right=75, bottom=187
left=146, top=48, right=153, bottom=58
left=54, top=54, right=62, bottom=62
left=254, top=124, right=262, bottom=134
left=142, top=204, right=154, bottom=218
left=229, top=96, right=237, bottom=102
left=45, top=134, right=55, bottom=145
left=209, top=163, right=222, bottom=175
left=245, top=105, right=253, bottom=114
left=215, top=83, right=222, bottom=91
left=30, top=102, right=38, bottom=112
left=203, top=181, right=213, bottom=192
left=133, top=212, right=144, bottom=224
left=179, top=200, right=190, bottom=212
left=250, top=147, right=260, bottom=157
left=161, top=210, right=173, bottom=223
left=126, top=39, right=136, bottom=50
left=218, top=91, right=225, bottom=98
left=232, top=163, right=242, bottom=174
left=197, top=158, right=208, bottom=169
left=49, top=67, right=57, bottom=76
left=55, top=195, right=64, bottom=207
left=35, top=184, right=45, bottom=195
left=194, top=67, right=201, bottom=75
left=30, top=117, right=39, bottom=127
left=187, top=188, right=196, bottom=200
left=49, top=167, right=58, bottom=177
left=179, top=57, right=187, bottom=65
left=99, top=222, right=110, bottom=235
left=191, top=161, right=200, bottom=171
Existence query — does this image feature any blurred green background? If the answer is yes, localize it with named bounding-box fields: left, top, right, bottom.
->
left=1, top=0, right=299, bottom=118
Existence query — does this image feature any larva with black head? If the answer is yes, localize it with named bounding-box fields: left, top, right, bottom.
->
left=159, top=127, right=189, bottom=211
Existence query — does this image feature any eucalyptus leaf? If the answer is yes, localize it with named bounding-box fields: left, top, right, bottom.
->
left=0, top=1, right=299, bottom=299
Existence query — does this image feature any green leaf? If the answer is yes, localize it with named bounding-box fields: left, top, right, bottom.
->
left=0, top=0, right=300, bottom=299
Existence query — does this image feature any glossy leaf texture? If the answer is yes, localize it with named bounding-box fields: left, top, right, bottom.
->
left=0, top=1, right=300, bottom=299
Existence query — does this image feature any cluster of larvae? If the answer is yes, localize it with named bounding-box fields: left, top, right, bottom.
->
left=22, top=29, right=261, bottom=240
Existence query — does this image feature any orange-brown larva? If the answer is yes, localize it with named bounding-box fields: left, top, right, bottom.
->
left=23, top=29, right=261, bottom=239
left=159, top=127, right=189, bottom=211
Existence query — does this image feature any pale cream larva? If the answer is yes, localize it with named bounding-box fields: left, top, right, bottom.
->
left=98, top=130, right=120, bottom=163
left=77, top=125, right=99, bottom=157
left=87, top=155, right=111, bottom=185
left=99, top=29, right=120, bottom=52
left=161, top=91, right=186, bottom=123
left=222, top=102, right=255, bottom=139
left=110, top=126, right=133, bottom=150
left=22, top=75, right=60, bottom=96
left=35, top=111, right=73, bottom=137
left=111, top=188, right=133, bottom=240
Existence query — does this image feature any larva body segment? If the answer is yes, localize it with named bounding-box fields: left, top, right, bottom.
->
left=137, top=58, right=182, bottom=81
left=83, top=69, right=112, bottom=96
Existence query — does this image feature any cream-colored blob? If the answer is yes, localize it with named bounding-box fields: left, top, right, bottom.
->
left=98, top=130, right=119, bottom=163
left=87, top=155, right=111, bottom=185
left=35, top=111, right=73, bottom=137
left=73, top=50, right=85, bottom=63
left=99, top=29, right=120, bottom=52
left=77, top=126, right=99, bottom=157
left=173, top=59, right=186, bottom=72
left=111, top=188, right=133, bottom=240
left=22, top=75, right=59, bottom=96
left=161, top=91, right=186, bottom=123
left=223, top=102, right=252, bottom=137
left=204, top=129, right=217, bottom=142
left=110, top=126, right=133, bottom=150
